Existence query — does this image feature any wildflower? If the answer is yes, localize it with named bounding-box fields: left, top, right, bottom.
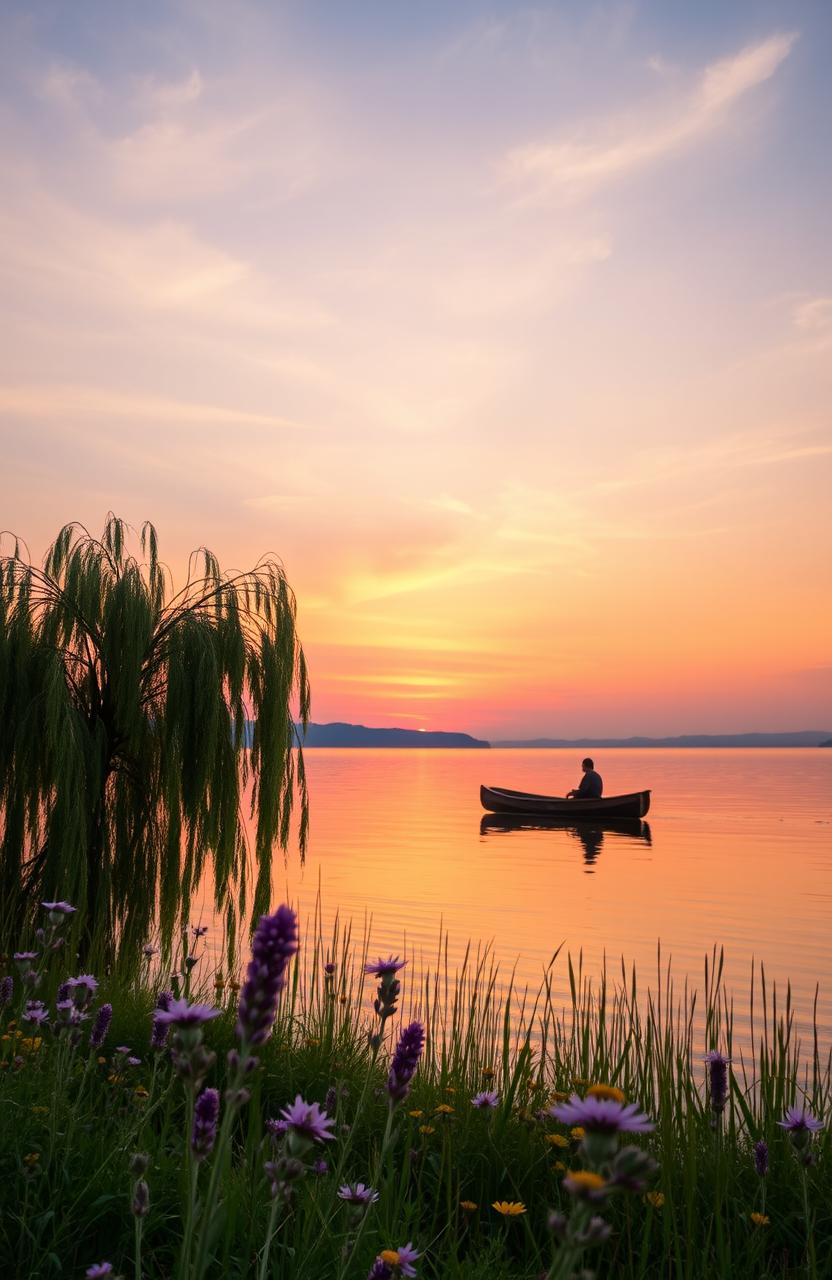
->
left=645, top=1191, right=665, bottom=1208
left=367, top=1263, right=393, bottom=1280
left=704, top=1051, right=731, bottom=1121
left=22, top=1000, right=49, bottom=1026
left=0, top=975, right=12, bottom=1005
left=338, top=1182, right=379, bottom=1206
left=192, top=925, right=209, bottom=939
left=266, top=1118, right=289, bottom=1139
left=418, top=1125, right=435, bottom=1135
left=492, top=1201, right=526, bottom=1216
left=552, top=1096, right=654, bottom=1135
left=236, top=905, right=298, bottom=1048
left=14, top=951, right=38, bottom=967
left=472, top=1090, right=499, bottom=1109
left=19, top=1037, right=42, bottom=1053
left=750, top=1212, right=770, bottom=1226
left=608, top=1144, right=658, bottom=1193
left=191, top=1087, right=220, bottom=1159
left=434, top=1103, right=454, bottom=1115
left=546, top=1133, right=569, bottom=1148
left=66, top=974, right=99, bottom=1008
left=778, top=1105, right=824, bottom=1136
left=279, top=1095, right=335, bottom=1146
left=312, top=1158, right=329, bottom=1175
left=408, top=1109, right=423, bottom=1118
left=134, top=1086, right=149, bottom=1100
left=552, top=1160, right=566, bottom=1171
left=570, top=1127, right=585, bottom=1140
left=87, top=1002, right=112, bottom=1050
left=387, top=1021, right=425, bottom=1104
left=142, top=944, right=158, bottom=958
left=754, top=1140, right=769, bottom=1177
left=365, top=956, right=407, bottom=978
left=460, top=1200, right=477, bottom=1211
left=587, top=1084, right=626, bottom=1103
left=154, top=998, right=220, bottom=1030
left=85, top=1266, right=114, bottom=1278
left=131, top=1179, right=150, bottom=1218
left=324, top=961, right=336, bottom=976
left=379, top=1243, right=419, bottom=1277
left=41, top=901, right=76, bottom=922
left=23, top=1152, right=40, bottom=1166
left=563, top=1170, right=609, bottom=1202
left=481, top=1066, right=495, bottom=1079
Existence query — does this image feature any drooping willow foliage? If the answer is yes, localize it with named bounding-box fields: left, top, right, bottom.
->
left=0, top=515, right=309, bottom=957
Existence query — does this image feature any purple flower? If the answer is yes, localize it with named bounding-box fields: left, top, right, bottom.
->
left=279, top=1095, right=335, bottom=1144
left=266, top=1118, right=289, bottom=1139
left=42, top=901, right=76, bottom=918
left=364, top=955, right=407, bottom=978
left=85, top=1266, right=113, bottom=1279
left=324, top=962, right=336, bottom=976
left=704, top=1052, right=731, bottom=1118
left=778, top=1106, right=823, bottom=1135
left=236, top=905, right=298, bottom=1047
left=14, top=952, right=38, bottom=967
left=89, top=1002, right=112, bottom=1050
left=472, top=1090, right=499, bottom=1109
left=142, top=944, right=158, bottom=958
left=22, top=1000, right=50, bottom=1026
left=191, top=925, right=209, bottom=938
left=754, top=1140, right=769, bottom=1177
left=387, top=1021, right=425, bottom=1104
left=156, top=990, right=173, bottom=1011
left=338, top=1182, right=379, bottom=1206
left=394, top=1243, right=420, bottom=1277
left=192, top=1087, right=220, bottom=1160
left=0, top=975, right=12, bottom=1006
left=550, top=1095, right=654, bottom=1135
left=154, top=998, right=220, bottom=1027
left=367, top=1263, right=393, bottom=1280
left=66, top=975, right=99, bottom=1007
left=312, top=1158, right=329, bottom=1175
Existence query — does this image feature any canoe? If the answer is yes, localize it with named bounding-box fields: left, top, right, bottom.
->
left=480, top=784, right=651, bottom=819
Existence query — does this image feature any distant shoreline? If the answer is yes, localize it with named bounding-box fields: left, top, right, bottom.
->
left=281, top=723, right=831, bottom=749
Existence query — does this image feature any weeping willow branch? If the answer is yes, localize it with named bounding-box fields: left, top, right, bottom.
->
left=0, top=514, right=310, bottom=956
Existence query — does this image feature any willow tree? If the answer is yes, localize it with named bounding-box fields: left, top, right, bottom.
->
left=0, top=515, right=309, bottom=955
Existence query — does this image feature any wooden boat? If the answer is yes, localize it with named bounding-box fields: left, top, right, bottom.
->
left=480, top=784, right=650, bottom=819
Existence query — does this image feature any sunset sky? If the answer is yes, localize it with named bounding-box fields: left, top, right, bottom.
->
left=1, top=1, right=830, bottom=739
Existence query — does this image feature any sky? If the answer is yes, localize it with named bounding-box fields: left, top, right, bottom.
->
left=0, top=0, right=830, bottom=739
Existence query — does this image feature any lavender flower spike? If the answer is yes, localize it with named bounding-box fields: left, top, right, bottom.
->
left=387, top=1021, right=426, bottom=1104
left=192, top=1087, right=220, bottom=1160
left=0, top=975, right=12, bottom=1006
left=704, top=1051, right=731, bottom=1119
left=754, top=1140, right=769, bottom=1177
left=236, top=905, right=299, bottom=1047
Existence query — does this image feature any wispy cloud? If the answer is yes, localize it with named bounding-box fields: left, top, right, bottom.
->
left=503, top=31, right=798, bottom=199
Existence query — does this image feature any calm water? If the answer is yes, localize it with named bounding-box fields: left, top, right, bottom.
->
left=201, top=748, right=832, bottom=1048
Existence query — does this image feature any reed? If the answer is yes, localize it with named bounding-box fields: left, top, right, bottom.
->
left=1, top=901, right=829, bottom=1279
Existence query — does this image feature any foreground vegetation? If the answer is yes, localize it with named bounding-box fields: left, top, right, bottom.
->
left=1, top=905, right=830, bottom=1280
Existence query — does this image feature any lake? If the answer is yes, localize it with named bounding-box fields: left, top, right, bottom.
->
left=198, top=747, right=832, bottom=1050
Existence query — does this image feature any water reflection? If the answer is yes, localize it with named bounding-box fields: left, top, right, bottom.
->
left=479, top=815, right=652, bottom=871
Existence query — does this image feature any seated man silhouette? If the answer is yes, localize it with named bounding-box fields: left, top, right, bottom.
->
left=567, top=757, right=603, bottom=799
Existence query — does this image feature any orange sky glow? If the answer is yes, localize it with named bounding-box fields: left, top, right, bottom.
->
left=1, top=3, right=830, bottom=738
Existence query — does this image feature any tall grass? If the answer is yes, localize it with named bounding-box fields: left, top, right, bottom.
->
left=1, top=906, right=829, bottom=1279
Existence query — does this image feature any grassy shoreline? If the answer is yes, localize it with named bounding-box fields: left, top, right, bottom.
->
left=2, top=910, right=830, bottom=1279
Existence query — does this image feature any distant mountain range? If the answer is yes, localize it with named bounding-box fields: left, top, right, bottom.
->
left=293, top=721, right=490, bottom=748
left=494, top=731, right=832, bottom=748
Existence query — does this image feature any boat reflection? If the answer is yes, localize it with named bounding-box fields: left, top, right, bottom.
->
left=479, top=815, right=652, bottom=872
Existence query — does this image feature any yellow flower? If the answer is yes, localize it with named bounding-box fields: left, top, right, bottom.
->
left=434, top=1103, right=454, bottom=1115
left=134, top=1086, right=149, bottom=1100
left=460, top=1200, right=478, bottom=1211
left=552, top=1161, right=566, bottom=1172
left=30, top=1106, right=49, bottom=1116
left=97, top=1056, right=107, bottom=1065
left=19, top=1037, right=42, bottom=1054
left=545, top=1134, right=569, bottom=1148
left=107, top=1073, right=124, bottom=1085
left=418, top=1125, right=435, bottom=1135
left=645, top=1192, right=665, bottom=1209
left=444, top=1086, right=456, bottom=1095
left=563, top=1171, right=606, bottom=1194
left=587, top=1084, right=626, bottom=1103
left=570, top=1127, right=585, bottom=1141
left=750, top=1212, right=770, bottom=1227
left=492, top=1201, right=526, bottom=1216
left=23, top=1152, right=40, bottom=1166
left=0, top=1034, right=10, bottom=1043
left=482, top=1067, right=495, bottom=1079
left=408, top=1109, right=424, bottom=1118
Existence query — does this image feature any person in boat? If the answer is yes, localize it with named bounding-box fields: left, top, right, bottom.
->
left=567, top=758, right=603, bottom=799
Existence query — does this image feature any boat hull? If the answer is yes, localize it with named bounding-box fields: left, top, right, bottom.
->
left=480, top=785, right=651, bottom=819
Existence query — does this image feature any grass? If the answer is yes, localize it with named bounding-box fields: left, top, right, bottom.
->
left=1, top=908, right=830, bottom=1280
